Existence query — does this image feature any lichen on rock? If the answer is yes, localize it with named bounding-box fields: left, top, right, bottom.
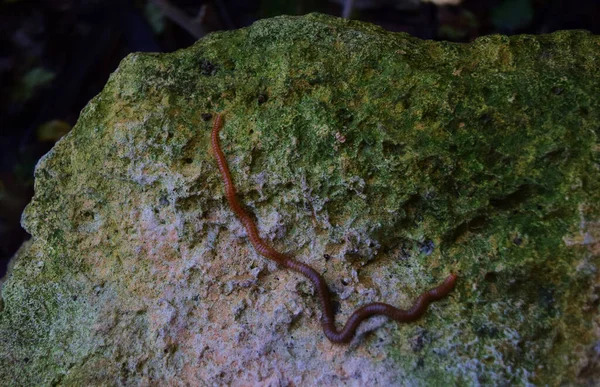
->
left=1, top=13, right=599, bottom=386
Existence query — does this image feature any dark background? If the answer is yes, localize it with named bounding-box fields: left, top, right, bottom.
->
left=1, top=0, right=599, bottom=278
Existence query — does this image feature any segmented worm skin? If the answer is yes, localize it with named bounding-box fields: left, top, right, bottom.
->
left=211, top=114, right=457, bottom=343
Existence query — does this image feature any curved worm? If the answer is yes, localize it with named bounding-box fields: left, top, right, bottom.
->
left=211, top=114, right=457, bottom=343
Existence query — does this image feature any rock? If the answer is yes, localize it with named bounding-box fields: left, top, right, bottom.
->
left=1, top=13, right=599, bottom=385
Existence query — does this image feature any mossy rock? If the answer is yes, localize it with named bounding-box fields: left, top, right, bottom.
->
left=1, top=13, right=599, bottom=386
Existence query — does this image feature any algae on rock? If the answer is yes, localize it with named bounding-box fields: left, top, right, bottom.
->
left=1, top=13, right=599, bottom=386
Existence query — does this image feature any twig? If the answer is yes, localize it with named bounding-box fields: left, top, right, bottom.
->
left=342, top=0, right=355, bottom=19
left=152, top=0, right=206, bottom=39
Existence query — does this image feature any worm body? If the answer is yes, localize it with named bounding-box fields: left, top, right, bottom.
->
left=211, top=114, right=457, bottom=343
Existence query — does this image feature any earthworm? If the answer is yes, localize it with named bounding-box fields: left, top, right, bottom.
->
left=211, top=114, right=457, bottom=343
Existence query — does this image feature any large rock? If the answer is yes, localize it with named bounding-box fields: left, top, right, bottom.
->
left=1, top=13, right=599, bottom=385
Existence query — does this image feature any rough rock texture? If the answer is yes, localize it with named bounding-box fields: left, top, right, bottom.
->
left=1, top=13, right=599, bottom=386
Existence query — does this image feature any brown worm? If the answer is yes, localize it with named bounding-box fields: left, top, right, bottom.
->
left=211, top=114, right=457, bottom=343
